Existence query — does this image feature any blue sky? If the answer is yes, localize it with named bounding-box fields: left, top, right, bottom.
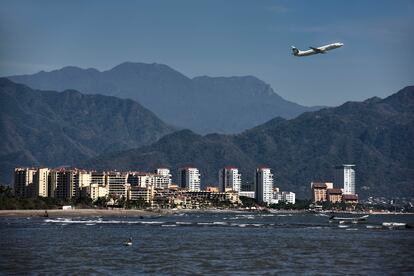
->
left=0, top=0, right=413, bottom=106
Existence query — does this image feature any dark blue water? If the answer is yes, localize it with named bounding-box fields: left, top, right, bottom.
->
left=1, top=212, right=413, bottom=274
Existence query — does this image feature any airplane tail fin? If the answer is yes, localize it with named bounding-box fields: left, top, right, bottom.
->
left=291, top=46, right=299, bottom=55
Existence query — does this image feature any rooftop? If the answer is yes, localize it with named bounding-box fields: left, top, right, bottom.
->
left=312, top=183, right=327, bottom=189
left=327, top=188, right=343, bottom=195
left=342, top=194, right=358, bottom=200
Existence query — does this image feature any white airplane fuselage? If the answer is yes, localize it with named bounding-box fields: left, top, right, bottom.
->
left=292, top=42, right=344, bottom=57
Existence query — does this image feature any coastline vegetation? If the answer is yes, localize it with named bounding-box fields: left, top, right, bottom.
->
left=2, top=185, right=412, bottom=212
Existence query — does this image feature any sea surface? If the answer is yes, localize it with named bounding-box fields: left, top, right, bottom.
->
left=0, top=212, right=413, bottom=275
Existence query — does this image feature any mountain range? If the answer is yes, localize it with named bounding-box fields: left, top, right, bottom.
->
left=8, top=62, right=320, bottom=134
left=80, top=86, right=414, bottom=198
left=2, top=73, right=413, bottom=199
left=0, top=78, right=175, bottom=185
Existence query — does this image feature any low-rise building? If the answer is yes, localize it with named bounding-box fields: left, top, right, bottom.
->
left=327, top=188, right=343, bottom=203
left=239, top=191, right=255, bottom=199
left=129, top=185, right=154, bottom=203
left=342, top=194, right=358, bottom=204
left=311, top=182, right=333, bottom=202
left=272, top=191, right=296, bottom=204
left=283, top=192, right=296, bottom=204
left=206, top=186, right=219, bottom=193
left=89, top=184, right=108, bottom=200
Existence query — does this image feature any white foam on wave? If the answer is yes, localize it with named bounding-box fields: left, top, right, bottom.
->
left=175, top=221, right=192, bottom=225
left=44, top=218, right=161, bottom=225
left=212, top=221, right=228, bottom=225
left=161, top=224, right=177, bottom=227
left=140, top=221, right=164, bottom=224
left=366, top=225, right=382, bottom=229
left=306, top=226, right=323, bottom=229
left=230, top=223, right=247, bottom=227
left=236, top=215, right=255, bottom=219
left=197, top=222, right=215, bottom=225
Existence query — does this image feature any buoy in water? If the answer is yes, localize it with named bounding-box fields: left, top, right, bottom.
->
left=124, top=238, right=132, bottom=246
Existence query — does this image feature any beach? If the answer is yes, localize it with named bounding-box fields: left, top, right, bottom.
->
left=0, top=208, right=155, bottom=218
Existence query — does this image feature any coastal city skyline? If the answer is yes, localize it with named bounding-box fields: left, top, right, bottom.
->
left=12, top=164, right=359, bottom=207
left=0, top=1, right=412, bottom=274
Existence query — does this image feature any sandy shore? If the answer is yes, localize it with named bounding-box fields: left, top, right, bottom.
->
left=0, top=209, right=156, bottom=218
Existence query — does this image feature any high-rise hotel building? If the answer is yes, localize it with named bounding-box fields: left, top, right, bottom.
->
left=219, top=167, right=241, bottom=192
left=178, top=167, right=201, bottom=191
left=14, top=168, right=36, bottom=198
left=33, top=168, right=50, bottom=197
left=49, top=169, right=78, bottom=199
left=106, top=171, right=128, bottom=198
left=335, top=165, right=355, bottom=195
left=255, top=167, right=274, bottom=204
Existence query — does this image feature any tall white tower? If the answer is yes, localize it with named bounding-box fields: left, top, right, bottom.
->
left=179, top=167, right=201, bottom=191
left=219, top=167, right=242, bottom=192
left=155, top=168, right=172, bottom=188
left=335, top=165, right=355, bottom=195
left=255, top=167, right=274, bottom=204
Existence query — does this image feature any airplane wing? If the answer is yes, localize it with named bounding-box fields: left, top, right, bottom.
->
left=309, top=47, right=327, bottom=54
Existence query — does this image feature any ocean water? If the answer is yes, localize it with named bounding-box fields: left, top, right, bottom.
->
left=0, top=212, right=413, bottom=275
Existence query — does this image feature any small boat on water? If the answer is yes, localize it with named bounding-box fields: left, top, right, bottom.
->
left=329, top=214, right=369, bottom=223
left=124, top=238, right=133, bottom=246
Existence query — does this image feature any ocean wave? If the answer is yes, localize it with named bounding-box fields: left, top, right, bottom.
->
left=175, top=221, right=192, bottom=225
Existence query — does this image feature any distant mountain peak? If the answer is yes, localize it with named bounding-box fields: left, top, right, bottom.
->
left=8, top=62, right=320, bottom=134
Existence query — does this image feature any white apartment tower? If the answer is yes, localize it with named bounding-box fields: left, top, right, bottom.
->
left=219, top=167, right=241, bottom=192
left=179, top=167, right=201, bottom=191
left=33, top=168, right=50, bottom=197
left=155, top=168, right=172, bottom=188
left=255, top=167, right=274, bottom=204
left=335, top=164, right=356, bottom=195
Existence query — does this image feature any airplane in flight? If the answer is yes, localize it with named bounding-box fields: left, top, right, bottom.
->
left=291, top=42, right=344, bottom=57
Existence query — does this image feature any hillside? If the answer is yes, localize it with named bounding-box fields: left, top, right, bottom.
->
left=81, top=86, right=414, bottom=198
left=8, top=62, right=320, bottom=134
left=0, top=78, right=175, bottom=184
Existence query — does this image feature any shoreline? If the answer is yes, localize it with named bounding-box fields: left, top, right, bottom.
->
left=0, top=209, right=155, bottom=218
left=0, top=208, right=413, bottom=218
